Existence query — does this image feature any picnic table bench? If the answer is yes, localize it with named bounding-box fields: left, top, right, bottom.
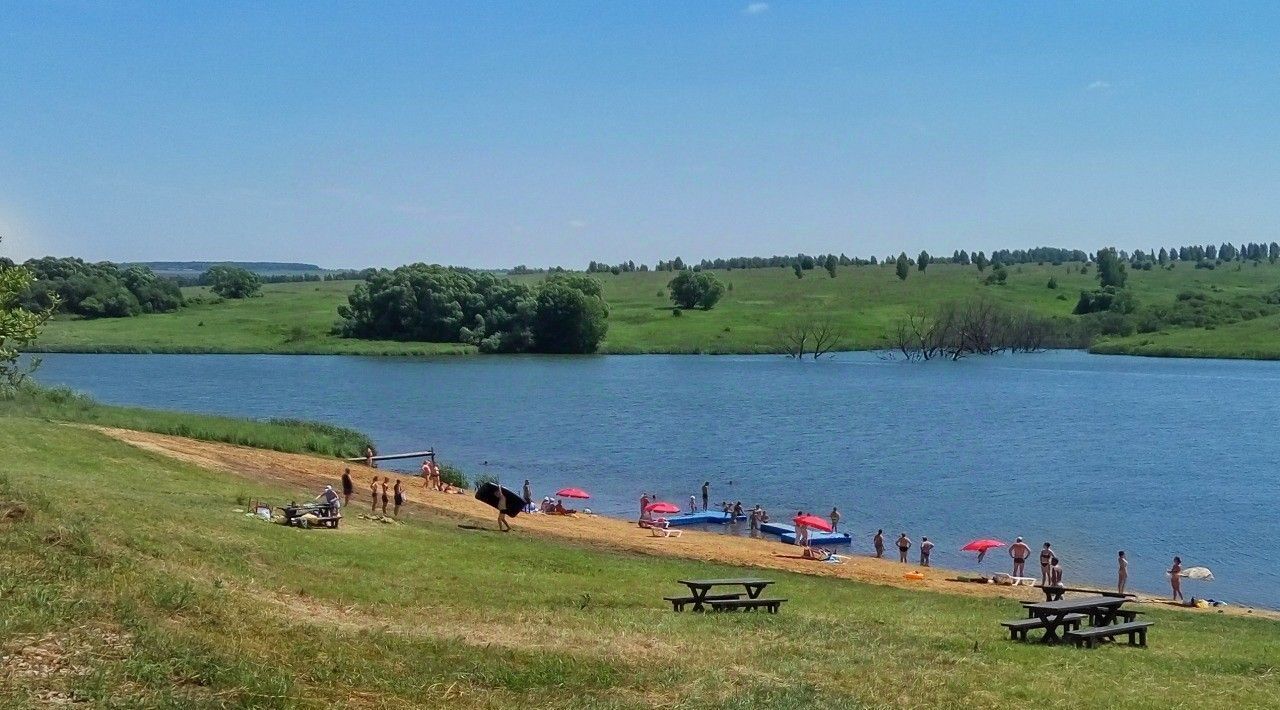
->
left=1065, top=621, right=1154, bottom=649
left=671, top=578, right=778, bottom=612
left=1000, top=613, right=1087, bottom=641
left=1020, top=596, right=1128, bottom=643
left=707, top=597, right=787, bottom=614
left=1020, top=601, right=1144, bottom=624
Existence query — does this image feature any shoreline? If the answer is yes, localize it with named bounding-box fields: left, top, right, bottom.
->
left=88, top=424, right=1279, bottom=621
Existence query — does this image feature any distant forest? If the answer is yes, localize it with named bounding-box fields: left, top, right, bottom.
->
left=508, top=242, right=1280, bottom=275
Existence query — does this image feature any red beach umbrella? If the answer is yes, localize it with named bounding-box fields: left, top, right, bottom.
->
left=961, top=539, right=1005, bottom=552
left=556, top=488, right=591, bottom=499
left=793, top=514, right=834, bottom=533
left=645, top=501, right=681, bottom=514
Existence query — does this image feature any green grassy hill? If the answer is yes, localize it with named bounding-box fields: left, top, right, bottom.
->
left=3, top=414, right=1278, bottom=707
left=29, top=261, right=1280, bottom=357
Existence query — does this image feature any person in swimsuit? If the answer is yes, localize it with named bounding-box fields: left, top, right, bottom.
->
left=689, top=495, right=697, bottom=513
left=1050, top=557, right=1063, bottom=587
left=639, top=493, right=650, bottom=523
left=1009, top=537, right=1030, bottom=578
left=1039, top=543, right=1055, bottom=586
left=919, top=537, right=934, bottom=566
left=701, top=481, right=710, bottom=511
left=393, top=479, right=404, bottom=518
left=795, top=511, right=809, bottom=547
left=379, top=478, right=389, bottom=516
left=422, top=460, right=431, bottom=487
left=496, top=486, right=511, bottom=532
left=370, top=477, right=379, bottom=512
left=874, top=529, right=885, bottom=558
left=732, top=501, right=743, bottom=519
left=365, top=446, right=376, bottom=469
left=522, top=479, right=533, bottom=512
left=1118, top=551, right=1128, bottom=594
left=341, top=468, right=354, bottom=506
left=897, top=533, right=911, bottom=563
left=1169, top=556, right=1183, bottom=601
left=749, top=505, right=761, bottom=532
left=830, top=507, right=841, bottom=532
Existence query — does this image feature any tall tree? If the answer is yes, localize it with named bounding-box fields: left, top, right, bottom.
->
left=1, top=238, right=57, bottom=390
left=917, top=250, right=931, bottom=272
left=824, top=254, right=838, bottom=278
left=1095, top=247, right=1128, bottom=288
left=895, top=253, right=910, bottom=281
left=974, top=251, right=988, bottom=272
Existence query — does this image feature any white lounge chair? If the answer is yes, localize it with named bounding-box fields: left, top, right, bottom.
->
left=649, top=519, right=682, bottom=538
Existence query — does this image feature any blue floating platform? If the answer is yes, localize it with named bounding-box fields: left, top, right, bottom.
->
left=759, top=522, right=795, bottom=536
left=662, top=511, right=746, bottom=526
left=780, top=531, right=852, bottom=546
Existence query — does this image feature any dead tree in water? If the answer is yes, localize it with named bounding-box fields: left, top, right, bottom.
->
left=887, top=297, right=1059, bottom=361
left=777, top=314, right=847, bottom=359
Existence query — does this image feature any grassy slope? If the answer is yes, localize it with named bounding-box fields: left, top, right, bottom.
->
left=0, top=386, right=371, bottom=458
left=2, top=416, right=1278, bottom=708
left=34, top=280, right=474, bottom=355
left=30, top=261, right=1280, bottom=356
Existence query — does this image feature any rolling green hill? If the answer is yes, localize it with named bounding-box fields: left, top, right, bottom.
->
left=28, top=261, right=1280, bottom=357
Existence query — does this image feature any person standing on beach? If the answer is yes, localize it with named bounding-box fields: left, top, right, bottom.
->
left=341, top=468, right=354, bottom=506
left=830, top=507, right=841, bottom=532
left=393, top=479, right=404, bottom=518
left=1050, top=557, right=1063, bottom=587
left=795, top=511, right=809, bottom=547
left=920, top=537, right=934, bottom=566
left=897, top=533, right=911, bottom=563
left=1009, top=537, right=1030, bottom=578
left=369, top=477, right=379, bottom=512
left=422, top=459, right=431, bottom=486
left=522, top=479, right=533, bottom=512
left=750, top=505, right=761, bottom=532
left=1118, top=551, right=1128, bottom=594
left=1039, top=543, right=1055, bottom=586
left=701, top=481, right=710, bottom=511
left=1169, top=556, right=1184, bottom=602
left=379, top=478, right=389, bottom=516
left=873, top=529, right=885, bottom=558
left=496, top=486, right=511, bottom=532
left=639, top=493, right=650, bottom=522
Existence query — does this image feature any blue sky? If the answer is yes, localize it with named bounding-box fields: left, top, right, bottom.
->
left=2, top=1, right=1278, bottom=268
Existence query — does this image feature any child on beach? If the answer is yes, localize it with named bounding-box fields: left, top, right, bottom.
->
left=689, top=495, right=697, bottom=513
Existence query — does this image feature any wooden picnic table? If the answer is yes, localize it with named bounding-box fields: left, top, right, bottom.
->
left=1024, top=596, right=1127, bottom=644
left=676, top=578, right=774, bottom=611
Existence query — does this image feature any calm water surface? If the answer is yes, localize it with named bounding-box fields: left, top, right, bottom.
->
left=35, top=351, right=1280, bottom=608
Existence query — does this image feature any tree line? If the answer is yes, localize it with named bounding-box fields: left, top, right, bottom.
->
left=13, top=257, right=184, bottom=319
left=338, top=265, right=608, bottom=353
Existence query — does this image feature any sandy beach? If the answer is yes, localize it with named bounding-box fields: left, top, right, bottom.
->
left=93, top=425, right=1276, bottom=621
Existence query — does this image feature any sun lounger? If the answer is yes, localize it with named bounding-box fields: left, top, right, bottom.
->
left=649, top=519, right=682, bottom=538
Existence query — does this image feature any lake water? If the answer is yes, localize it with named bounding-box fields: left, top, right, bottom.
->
left=34, top=350, right=1280, bottom=609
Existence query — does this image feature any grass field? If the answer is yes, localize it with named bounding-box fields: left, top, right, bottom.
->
left=29, top=261, right=1280, bottom=357
left=2, top=415, right=1279, bottom=708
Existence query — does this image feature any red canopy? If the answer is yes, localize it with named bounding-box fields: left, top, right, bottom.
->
left=961, top=539, right=1005, bottom=552
left=556, top=488, right=591, bottom=499
left=793, top=514, right=834, bottom=533
left=645, top=501, right=681, bottom=514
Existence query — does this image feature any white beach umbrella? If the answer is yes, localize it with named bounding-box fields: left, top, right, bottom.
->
left=1180, top=566, right=1214, bottom=581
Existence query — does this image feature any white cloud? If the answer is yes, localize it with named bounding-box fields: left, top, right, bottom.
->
left=1086, top=80, right=1111, bottom=92
left=744, top=3, right=769, bottom=15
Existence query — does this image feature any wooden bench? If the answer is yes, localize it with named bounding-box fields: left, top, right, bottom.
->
left=1065, top=621, right=1154, bottom=649
left=663, top=593, right=741, bottom=612
left=1001, top=613, right=1086, bottom=641
left=707, top=598, right=787, bottom=614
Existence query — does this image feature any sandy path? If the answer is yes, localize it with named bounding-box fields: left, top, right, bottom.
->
left=90, top=426, right=1276, bottom=620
